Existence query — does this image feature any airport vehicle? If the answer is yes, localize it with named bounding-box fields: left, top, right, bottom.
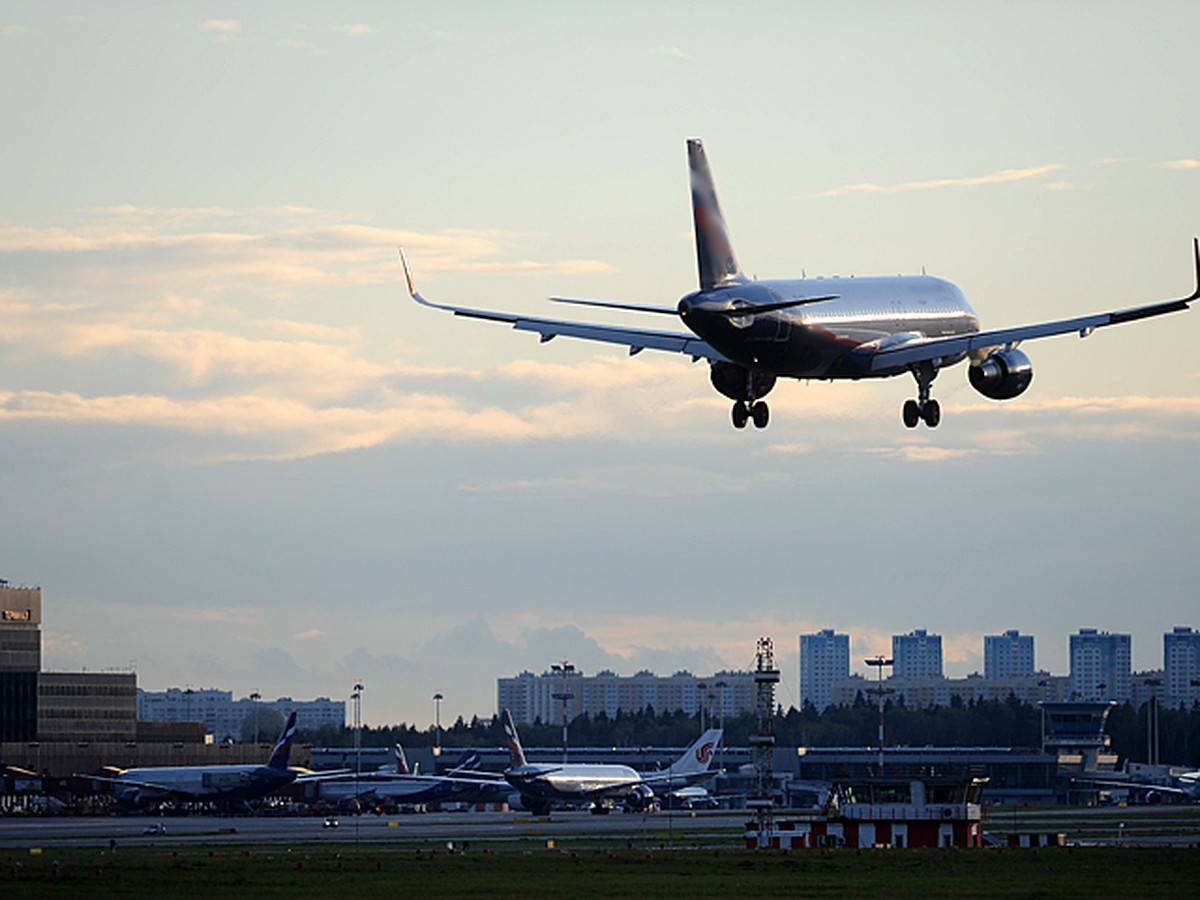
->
left=87, top=712, right=314, bottom=812
left=404, top=139, right=1199, bottom=429
left=501, top=709, right=722, bottom=815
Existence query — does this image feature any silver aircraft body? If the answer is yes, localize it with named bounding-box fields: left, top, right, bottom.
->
left=87, top=713, right=312, bottom=811
left=317, top=746, right=505, bottom=809
left=500, top=709, right=721, bottom=815
left=404, top=139, right=1199, bottom=429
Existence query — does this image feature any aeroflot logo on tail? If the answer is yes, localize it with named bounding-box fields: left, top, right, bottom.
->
left=695, top=741, right=715, bottom=764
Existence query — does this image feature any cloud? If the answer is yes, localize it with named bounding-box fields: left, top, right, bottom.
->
left=651, top=45, right=691, bottom=61
left=0, top=24, right=30, bottom=37
left=199, top=19, right=240, bottom=41
left=820, top=164, right=1063, bottom=197
left=0, top=209, right=611, bottom=295
left=333, top=24, right=379, bottom=37
left=1160, top=159, right=1200, bottom=170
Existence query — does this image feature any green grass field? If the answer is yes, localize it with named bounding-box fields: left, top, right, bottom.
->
left=5, top=844, right=1200, bottom=898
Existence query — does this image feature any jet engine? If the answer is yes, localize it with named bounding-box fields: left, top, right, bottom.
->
left=709, top=361, right=776, bottom=402
left=968, top=348, right=1033, bottom=400
left=624, top=784, right=657, bottom=812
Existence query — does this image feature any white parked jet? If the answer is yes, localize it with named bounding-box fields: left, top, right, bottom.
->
left=501, top=709, right=722, bottom=815
left=404, top=139, right=1198, bottom=429
left=88, top=712, right=313, bottom=812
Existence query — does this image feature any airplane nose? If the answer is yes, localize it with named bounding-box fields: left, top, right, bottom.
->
left=677, top=298, right=693, bottom=317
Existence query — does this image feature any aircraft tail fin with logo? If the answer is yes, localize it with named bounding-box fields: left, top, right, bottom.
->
left=501, top=709, right=528, bottom=768
left=688, top=139, right=747, bottom=291
left=266, top=712, right=298, bottom=770
left=664, top=728, right=723, bottom=780
left=394, top=745, right=410, bottom=775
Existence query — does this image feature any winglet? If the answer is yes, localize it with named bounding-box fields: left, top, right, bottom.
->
left=1189, top=237, right=1200, bottom=302
left=399, top=247, right=417, bottom=298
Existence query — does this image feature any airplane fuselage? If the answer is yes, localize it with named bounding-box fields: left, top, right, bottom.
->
left=506, top=763, right=642, bottom=801
left=112, top=763, right=295, bottom=806
left=678, top=275, right=980, bottom=379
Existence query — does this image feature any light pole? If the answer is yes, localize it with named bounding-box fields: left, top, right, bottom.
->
left=433, top=692, right=444, bottom=757
left=1145, top=675, right=1162, bottom=766
left=715, top=680, right=728, bottom=781
left=551, top=661, right=575, bottom=764
left=865, top=655, right=894, bottom=771
left=249, top=691, right=261, bottom=744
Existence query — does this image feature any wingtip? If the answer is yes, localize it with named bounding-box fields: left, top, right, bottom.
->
left=398, top=246, right=417, bottom=298
left=1190, top=237, right=1200, bottom=302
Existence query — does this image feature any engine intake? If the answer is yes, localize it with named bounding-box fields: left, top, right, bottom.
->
left=969, top=348, right=1033, bottom=400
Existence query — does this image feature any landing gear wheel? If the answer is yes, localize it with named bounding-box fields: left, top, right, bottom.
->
left=751, top=401, right=769, bottom=429
left=902, top=399, right=920, bottom=429
left=732, top=401, right=749, bottom=429
left=922, top=398, right=941, bottom=428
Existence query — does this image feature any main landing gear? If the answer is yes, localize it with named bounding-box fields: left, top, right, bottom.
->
left=902, top=361, right=941, bottom=428
left=711, top=362, right=776, bottom=430
left=732, top=399, right=769, bottom=429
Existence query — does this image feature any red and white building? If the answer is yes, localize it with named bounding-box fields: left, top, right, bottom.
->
left=746, top=776, right=987, bottom=849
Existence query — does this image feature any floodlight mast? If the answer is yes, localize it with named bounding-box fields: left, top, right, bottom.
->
left=865, top=656, right=894, bottom=771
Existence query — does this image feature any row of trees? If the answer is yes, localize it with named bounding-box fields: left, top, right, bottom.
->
left=296, top=696, right=1200, bottom=768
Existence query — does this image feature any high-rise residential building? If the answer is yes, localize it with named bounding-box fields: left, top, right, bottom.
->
left=136, top=688, right=346, bottom=741
left=799, top=629, right=850, bottom=711
left=984, top=629, right=1035, bottom=679
left=497, top=667, right=757, bottom=726
left=1164, top=626, right=1200, bottom=708
left=1069, top=628, right=1131, bottom=702
left=892, top=629, right=943, bottom=680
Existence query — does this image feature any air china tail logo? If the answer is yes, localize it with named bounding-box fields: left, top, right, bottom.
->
left=695, top=741, right=715, bottom=764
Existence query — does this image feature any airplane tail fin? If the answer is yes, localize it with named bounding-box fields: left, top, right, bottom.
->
left=501, top=709, right=527, bottom=768
left=688, top=139, right=746, bottom=291
left=448, top=750, right=483, bottom=774
left=394, top=744, right=410, bottom=775
left=665, top=728, right=722, bottom=779
left=266, top=712, right=298, bottom=770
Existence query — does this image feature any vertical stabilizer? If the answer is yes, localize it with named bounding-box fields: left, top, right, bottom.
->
left=665, top=728, right=723, bottom=778
left=689, top=139, right=746, bottom=290
left=394, top=744, right=410, bottom=775
left=502, top=709, right=528, bottom=768
left=266, top=712, right=298, bottom=770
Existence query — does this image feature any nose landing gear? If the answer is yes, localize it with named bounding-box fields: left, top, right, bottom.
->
left=903, top=361, right=941, bottom=428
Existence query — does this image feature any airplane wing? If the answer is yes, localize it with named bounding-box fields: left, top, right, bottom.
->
left=868, top=239, right=1200, bottom=372
left=401, top=250, right=728, bottom=363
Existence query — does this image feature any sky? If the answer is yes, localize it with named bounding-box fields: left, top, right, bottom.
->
left=2, top=3, right=1198, bottom=727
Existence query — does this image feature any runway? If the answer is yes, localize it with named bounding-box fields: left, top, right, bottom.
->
left=4, top=805, right=1199, bottom=850
left=0, top=809, right=740, bottom=850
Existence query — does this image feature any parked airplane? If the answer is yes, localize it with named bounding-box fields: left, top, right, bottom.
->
left=500, top=709, right=722, bottom=815
left=318, top=746, right=505, bottom=810
left=1076, top=766, right=1200, bottom=804
left=88, top=712, right=312, bottom=812
left=404, top=139, right=1199, bottom=429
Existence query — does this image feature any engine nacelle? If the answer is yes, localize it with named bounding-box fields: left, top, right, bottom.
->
left=710, top=362, right=776, bottom=402
left=624, top=783, right=657, bottom=812
left=968, top=348, right=1033, bottom=400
